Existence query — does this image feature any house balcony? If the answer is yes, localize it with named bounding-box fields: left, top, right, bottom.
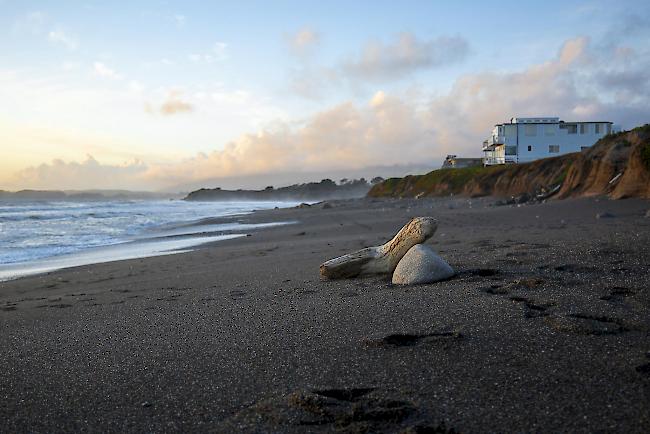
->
left=483, top=156, right=505, bottom=165
left=482, top=135, right=506, bottom=150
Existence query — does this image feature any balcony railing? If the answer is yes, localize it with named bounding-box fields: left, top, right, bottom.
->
left=484, top=156, right=505, bottom=165
left=482, top=135, right=506, bottom=149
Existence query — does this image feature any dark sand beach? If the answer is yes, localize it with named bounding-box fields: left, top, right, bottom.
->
left=1, top=196, right=649, bottom=433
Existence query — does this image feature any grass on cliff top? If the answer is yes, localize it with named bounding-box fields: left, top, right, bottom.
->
left=369, top=165, right=507, bottom=197
left=413, top=165, right=500, bottom=191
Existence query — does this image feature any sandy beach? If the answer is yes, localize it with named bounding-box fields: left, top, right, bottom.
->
left=1, top=196, right=649, bottom=433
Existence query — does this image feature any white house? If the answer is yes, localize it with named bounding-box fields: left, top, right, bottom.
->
left=482, top=117, right=616, bottom=165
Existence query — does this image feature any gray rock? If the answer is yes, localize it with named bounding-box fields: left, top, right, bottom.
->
left=645, top=209, right=650, bottom=218
left=392, top=244, right=454, bottom=285
left=596, top=212, right=615, bottom=219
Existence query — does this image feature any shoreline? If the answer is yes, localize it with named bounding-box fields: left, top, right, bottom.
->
left=0, top=202, right=299, bottom=282
left=1, top=196, right=649, bottom=432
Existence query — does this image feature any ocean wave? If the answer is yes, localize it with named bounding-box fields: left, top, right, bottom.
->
left=0, top=200, right=297, bottom=266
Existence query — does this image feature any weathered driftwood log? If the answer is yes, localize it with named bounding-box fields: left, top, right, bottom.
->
left=319, top=216, right=438, bottom=279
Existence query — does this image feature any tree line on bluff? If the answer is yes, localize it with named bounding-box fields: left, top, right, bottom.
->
left=184, top=177, right=385, bottom=201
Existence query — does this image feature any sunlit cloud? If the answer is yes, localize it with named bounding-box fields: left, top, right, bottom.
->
left=144, top=91, right=194, bottom=115
left=160, top=95, right=193, bottom=115
left=287, top=27, right=320, bottom=56
left=3, top=29, right=649, bottom=192
left=10, top=155, right=151, bottom=191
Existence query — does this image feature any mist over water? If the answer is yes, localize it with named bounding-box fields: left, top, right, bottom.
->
left=0, top=200, right=295, bottom=278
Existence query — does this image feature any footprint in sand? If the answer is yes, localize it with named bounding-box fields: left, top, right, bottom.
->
left=216, top=387, right=451, bottom=433
left=545, top=313, right=631, bottom=335
left=509, top=296, right=553, bottom=318
left=600, top=287, right=636, bottom=302
left=364, top=329, right=463, bottom=348
left=229, top=290, right=247, bottom=300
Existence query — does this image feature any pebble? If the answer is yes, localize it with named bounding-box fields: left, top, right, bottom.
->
left=392, top=244, right=454, bottom=285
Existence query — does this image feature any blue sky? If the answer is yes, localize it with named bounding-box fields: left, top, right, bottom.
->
left=1, top=0, right=649, bottom=190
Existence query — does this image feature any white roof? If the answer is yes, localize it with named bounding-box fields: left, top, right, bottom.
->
left=510, top=117, right=559, bottom=124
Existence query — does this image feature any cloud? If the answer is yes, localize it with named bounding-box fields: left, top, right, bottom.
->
left=188, top=42, right=228, bottom=63
left=287, top=28, right=320, bottom=55
left=145, top=91, right=194, bottom=115
left=289, top=32, right=470, bottom=98
left=148, top=36, right=650, bottom=187
left=48, top=29, right=78, bottom=50
left=160, top=95, right=193, bottom=115
left=422, top=36, right=650, bottom=152
left=6, top=36, right=650, bottom=192
left=10, top=155, right=151, bottom=191
left=93, top=62, right=123, bottom=80
left=343, top=33, right=469, bottom=80
left=139, top=92, right=435, bottom=187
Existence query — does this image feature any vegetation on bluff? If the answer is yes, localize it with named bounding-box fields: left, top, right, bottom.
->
left=368, top=124, right=650, bottom=200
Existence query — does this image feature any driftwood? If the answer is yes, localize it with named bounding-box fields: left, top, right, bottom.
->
left=319, top=217, right=438, bottom=279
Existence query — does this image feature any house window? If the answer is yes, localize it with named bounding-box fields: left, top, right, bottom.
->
left=580, top=124, right=588, bottom=134
left=549, top=145, right=560, bottom=153
left=595, top=123, right=603, bottom=134
left=544, top=125, right=555, bottom=136
left=560, top=123, right=577, bottom=134
left=606, top=124, right=612, bottom=134
left=527, top=145, right=532, bottom=152
left=505, top=146, right=517, bottom=155
left=524, top=124, right=537, bottom=136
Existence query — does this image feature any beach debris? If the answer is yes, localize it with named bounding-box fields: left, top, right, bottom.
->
left=320, top=217, right=437, bottom=279
left=392, top=244, right=454, bottom=285
left=608, top=172, right=623, bottom=185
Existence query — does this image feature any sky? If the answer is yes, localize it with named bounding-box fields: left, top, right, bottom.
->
left=1, top=0, right=649, bottom=191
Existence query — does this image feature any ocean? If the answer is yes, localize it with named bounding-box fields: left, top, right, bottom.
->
left=0, top=199, right=297, bottom=281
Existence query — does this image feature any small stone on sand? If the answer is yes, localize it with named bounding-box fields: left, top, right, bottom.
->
left=392, top=244, right=454, bottom=285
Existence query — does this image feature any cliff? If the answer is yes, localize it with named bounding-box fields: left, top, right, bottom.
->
left=368, top=125, right=650, bottom=200
left=557, top=124, right=650, bottom=199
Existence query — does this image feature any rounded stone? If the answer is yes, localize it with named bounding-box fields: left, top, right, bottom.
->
left=392, top=244, right=455, bottom=285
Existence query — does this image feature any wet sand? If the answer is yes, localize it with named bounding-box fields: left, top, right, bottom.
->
left=1, top=196, right=649, bottom=433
